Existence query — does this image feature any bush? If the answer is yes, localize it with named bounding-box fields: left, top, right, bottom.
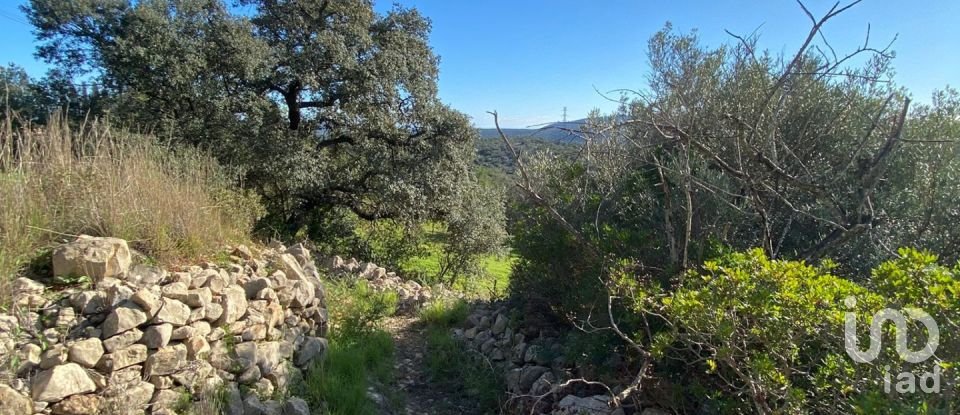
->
left=0, top=115, right=263, bottom=305
left=617, top=248, right=957, bottom=413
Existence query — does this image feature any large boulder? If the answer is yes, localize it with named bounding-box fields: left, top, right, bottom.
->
left=52, top=236, right=131, bottom=281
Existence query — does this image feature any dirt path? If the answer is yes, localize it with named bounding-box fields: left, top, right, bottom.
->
left=382, top=315, right=475, bottom=415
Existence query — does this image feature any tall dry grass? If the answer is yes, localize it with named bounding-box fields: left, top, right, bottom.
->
left=0, top=112, right=263, bottom=304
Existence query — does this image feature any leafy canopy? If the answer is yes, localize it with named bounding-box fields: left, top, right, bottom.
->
left=24, top=0, right=488, bottom=239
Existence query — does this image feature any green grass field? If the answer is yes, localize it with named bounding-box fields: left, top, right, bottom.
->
left=399, top=223, right=514, bottom=298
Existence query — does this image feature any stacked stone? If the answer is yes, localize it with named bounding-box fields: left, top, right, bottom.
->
left=324, top=255, right=453, bottom=311
left=0, top=237, right=327, bottom=415
left=456, top=305, right=668, bottom=415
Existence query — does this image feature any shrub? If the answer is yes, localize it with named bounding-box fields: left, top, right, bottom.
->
left=0, top=114, right=263, bottom=305
left=617, top=248, right=957, bottom=414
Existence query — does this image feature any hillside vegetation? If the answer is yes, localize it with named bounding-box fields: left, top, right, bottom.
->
left=0, top=114, right=262, bottom=305
left=1, top=0, right=959, bottom=413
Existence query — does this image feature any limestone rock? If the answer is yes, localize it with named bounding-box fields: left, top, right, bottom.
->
left=294, top=336, right=327, bottom=368
left=102, top=303, right=148, bottom=338
left=519, top=365, right=550, bottom=393
left=275, top=254, right=306, bottom=281
left=98, top=344, right=148, bottom=372
left=530, top=370, right=557, bottom=396
left=71, top=291, right=107, bottom=315
left=238, top=364, right=261, bottom=384
left=68, top=338, right=104, bottom=368
left=255, top=341, right=281, bottom=376
left=31, top=363, right=97, bottom=402
left=152, top=298, right=191, bottom=326
left=150, top=389, right=182, bottom=410
left=289, top=280, right=315, bottom=308
left=185, top=335, right=210, bottom=360
left=52, top=236, right=131, bottom=281
left=204, top=302, right=224, bottom=322
left=245, top=277, right=273, bottom=300
left=144, top=344, right=187, bottom=377
left=141, top=324, right=173, bottom=349
left=50, top=394, right=102, bottom=415
left=171, top=325, right=196, bottom=341
left=104, top=381, right=154, bottom=414
left=224, top=384, right=244, bottom=415
left=243, top=394, right=281, bottom=415
left=126, top=265, right=165, bottom=287
left=218, top=286, right=248, bottom=326
left=12, top=277, right=44, bottom=296
left=282, top=397, right=310, bottom=415
left=102, top=328, right=143, bottom=352
left=555, top=395, right=614, bottom=415
left=492, top=314, right=508, bottom=335
left=40, top=345, right=69, bottom=369
left=0, top=384, right=32, bottom=415
left=232, top=245, right=254, bottom=260
left=131, top=289, right=162, bottom=316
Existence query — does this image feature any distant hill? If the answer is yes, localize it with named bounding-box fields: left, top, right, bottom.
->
left=477, top=119, right=590, bottom=143
left=475, top=133, right=579, bottom=175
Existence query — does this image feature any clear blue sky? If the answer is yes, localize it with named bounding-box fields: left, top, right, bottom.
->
left=2, top=1, right=957, bottom=127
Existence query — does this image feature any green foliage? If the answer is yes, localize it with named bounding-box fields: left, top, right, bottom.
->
left=24, top=0, right=487, bottom=243
left=354, top=219, right=427, bottom=271
left=326, top=280, right=397, bottom=340
left=298, top=330, right=396, bottom=415
left=475, top=136, right=578, bottom=175
left=298, top=279, right=399, bottom=415
left=420, top=300, right=504, bottom=413
left=507, top=23, right=960, bottom=322
left=419, top=299, right=469, bottom=328
left=439, top=178, right=509, bottom=285
left=615, top=248, right=958, bottom=414
left=509, top=205, right=608, bottom=315
left=401, top=222, right=514, bottom=298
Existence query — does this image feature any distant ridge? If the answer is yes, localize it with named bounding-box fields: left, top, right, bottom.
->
left=477, top=118, right=589, bottom=142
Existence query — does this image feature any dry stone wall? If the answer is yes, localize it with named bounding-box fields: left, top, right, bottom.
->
left=324, top=255, right=454, bottom=311
left=457, top=304, right=669, bottom=415
left=0, top=236, right=328, bottom=415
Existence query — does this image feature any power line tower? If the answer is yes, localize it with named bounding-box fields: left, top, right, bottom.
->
left=562, top=107, right=567, bottom=123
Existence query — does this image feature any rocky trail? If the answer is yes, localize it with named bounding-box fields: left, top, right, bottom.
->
left=381, top=315, right=471, bottom=415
